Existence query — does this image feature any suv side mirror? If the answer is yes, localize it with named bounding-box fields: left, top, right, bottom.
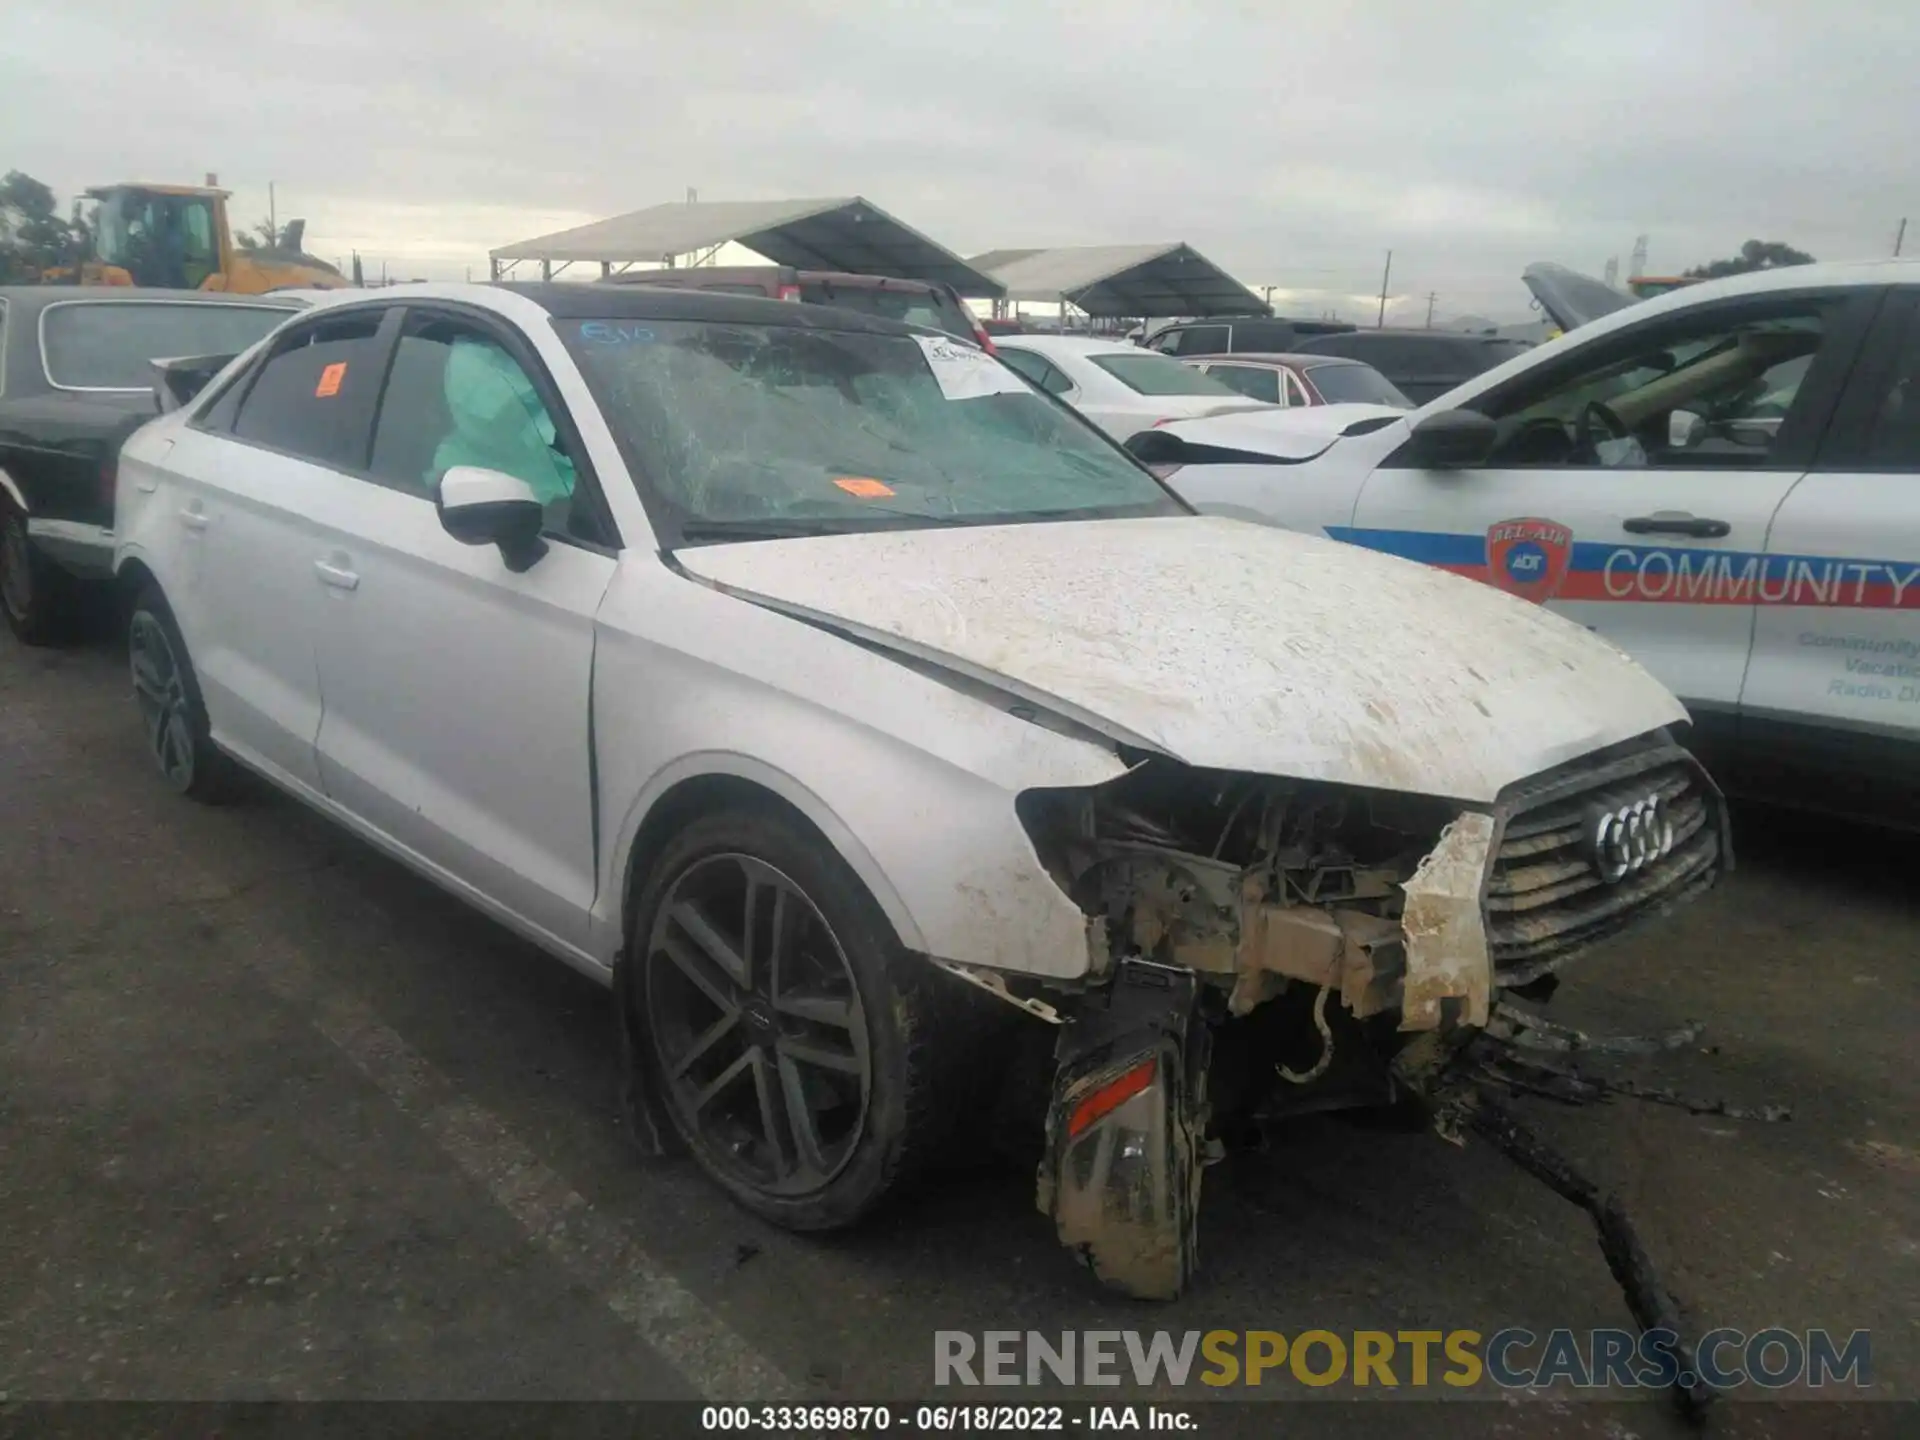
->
left=437, top=466, right=547, bottom=573
left=1403, top=408, right=1499, bottom=469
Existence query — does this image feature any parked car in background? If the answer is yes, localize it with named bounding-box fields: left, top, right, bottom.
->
left=604, top=264, right=995, bottom=350
left=1134, top=260, right=1920, bottom=827
left=112, top=280, right=1726, bottom=1307
left=993, top=334, right=1270, bottom=442
left=1185, top=352, right=1412, bottom=408
left=0, top=286, right=299, bottom=642
left=1143, top=315, right=1358, bottom=357
left=1289, top=329, right=1535, bottom=405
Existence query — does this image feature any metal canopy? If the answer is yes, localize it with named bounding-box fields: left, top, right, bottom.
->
left=491, top=196, right=1004, bottom=297
left=970, top=243, right=1268, bottom=317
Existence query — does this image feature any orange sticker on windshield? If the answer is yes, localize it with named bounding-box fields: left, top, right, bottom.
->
left=315, top=362, right=347, bottom=398
left=834, top=477, right=895, bottom=498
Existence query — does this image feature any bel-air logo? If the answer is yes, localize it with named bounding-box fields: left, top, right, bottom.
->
left=1486, top=517, right=1573, bottom=604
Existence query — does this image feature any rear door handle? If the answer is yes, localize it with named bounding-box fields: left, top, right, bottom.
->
left=177, top=506, right=209, bottom=531
left=1623, top=512, right=1731, bottom=539
left=313, top=559, right=360, bottom=591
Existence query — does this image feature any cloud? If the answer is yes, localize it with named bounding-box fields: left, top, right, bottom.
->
left=4, top=0, right=1912, bottom=318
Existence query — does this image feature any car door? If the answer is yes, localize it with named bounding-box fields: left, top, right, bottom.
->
left=1346, top=286, right=1880, bottom=716
left=304, top=302, right=620, bottom=949
left=1736, top=285, right=1920, bottom=819
left=181, top=306, right=392, bottom=793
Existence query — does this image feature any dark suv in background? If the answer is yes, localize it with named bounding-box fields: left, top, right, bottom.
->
left=1143, top=315, right=1358, bottom=357
left=1288, top=329, right=1534, bottom=405
left=602, top=265, right=995, bottom=349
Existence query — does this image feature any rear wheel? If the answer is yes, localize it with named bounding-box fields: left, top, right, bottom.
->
left=0, top=503, right=71, bottom=646
left=127, top=585, right=236, bottom=802
left=630, top=808, right=952, bottom=1231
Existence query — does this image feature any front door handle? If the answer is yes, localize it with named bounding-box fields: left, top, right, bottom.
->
left=313, top=559, right=360, bottom=591
left=177, top=506, right=209, bottom=531
left=1623, top=512, right=1731, bottom=539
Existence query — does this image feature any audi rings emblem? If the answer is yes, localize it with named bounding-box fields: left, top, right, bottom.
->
left=1588, top=793, right=1675, bottom=882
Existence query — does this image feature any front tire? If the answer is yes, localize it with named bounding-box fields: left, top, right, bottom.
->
left=628, top=808, right=955, bottom=1232
left=0, top=502, right=72, bottom=646
left=127, top=585, right=237, bottom=802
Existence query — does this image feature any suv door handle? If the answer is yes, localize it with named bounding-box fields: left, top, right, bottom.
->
left=1623, top=512, right=1731, bottom=539
left=313, top=559, right=360, bottom=591
left=177, top=506, right=209, bottom=531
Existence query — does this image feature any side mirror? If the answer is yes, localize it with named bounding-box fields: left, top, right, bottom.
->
left=1403, top=408, right=1499, bottom=469
left=1668, top=409, right=1708, bottom=449
left=437, top=466, right=547, bottom=573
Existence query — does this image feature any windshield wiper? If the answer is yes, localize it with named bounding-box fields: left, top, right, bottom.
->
left=673, top=519, right=860, bottom=544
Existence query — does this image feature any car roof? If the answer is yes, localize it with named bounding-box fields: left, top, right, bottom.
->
left=499, top=281, right=939, bottom=338
left=994, top=334, right=1141, bottom=356
left=614, top=266, right=947, bottom=293
left=0, top=287, right=300, bottom=316
left=1184, top=352, right=1364, bottom=367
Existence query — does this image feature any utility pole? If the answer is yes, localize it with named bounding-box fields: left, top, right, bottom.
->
left=1424, top=291, right=1438, bottom=328
left=1897, top=219, right=1908, bottom=257
left=1375, top=250, right=1393, bottom=328
left=269, top=182, right=276, bottom=243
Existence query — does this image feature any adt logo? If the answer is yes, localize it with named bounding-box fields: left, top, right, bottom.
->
left=1485, top=518, right=1572, bottom=603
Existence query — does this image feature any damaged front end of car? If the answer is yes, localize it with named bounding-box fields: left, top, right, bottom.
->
left=965, top=732, right=1733, bottom=1405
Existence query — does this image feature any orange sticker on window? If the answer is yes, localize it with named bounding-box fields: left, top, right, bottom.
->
left=314, top=362, right=347, bottom=398
left=834, top=477, right=895, bottom=498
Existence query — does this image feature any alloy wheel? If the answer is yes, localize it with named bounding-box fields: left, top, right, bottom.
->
left=645, top=853, right=872, bottom=1197
left=0, top=514, right=31, bottom=622
left=129, top=611, right=195, bottom=790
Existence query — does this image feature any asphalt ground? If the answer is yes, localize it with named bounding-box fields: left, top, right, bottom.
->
left=2, top=623, right=1914, bottom=1439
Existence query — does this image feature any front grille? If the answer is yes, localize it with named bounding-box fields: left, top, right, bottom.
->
left=1484, top=740, right=1726, bottom=985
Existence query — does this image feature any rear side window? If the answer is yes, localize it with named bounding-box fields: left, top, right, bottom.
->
left=1303, top=361, right=1411, bottom=407
left=231, top=312, right=385, bottom=469
left=798, top=281, right=975, bottom=341
left=40, top=301, right=289, bottom=390
left=999, top=347, right=1073, bottom=395
left=1090, top=351, right=1239, bottom=396
left=1208, top=364, right=1281, bottom=404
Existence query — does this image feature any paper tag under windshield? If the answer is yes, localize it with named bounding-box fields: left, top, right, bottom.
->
left=912, top=334, right=1027, bottom=401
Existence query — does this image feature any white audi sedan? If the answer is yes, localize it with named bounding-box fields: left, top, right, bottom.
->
left=992, top=333, right=1273, bottom=443
left=114, top=283, right=1728, bottom=1302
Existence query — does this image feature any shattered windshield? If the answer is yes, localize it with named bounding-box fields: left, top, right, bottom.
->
left=560, top=318, right=1184, bottom=543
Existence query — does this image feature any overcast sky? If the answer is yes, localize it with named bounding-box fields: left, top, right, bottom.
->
left=5, top=0, right=1914, bottom=321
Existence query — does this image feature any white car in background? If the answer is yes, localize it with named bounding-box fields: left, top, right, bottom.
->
left=992, top=334, right=1271, bottom=442
left=112, top=281, right=1727, bottom=1310
left=1131, top=260, right=1920, bottom=827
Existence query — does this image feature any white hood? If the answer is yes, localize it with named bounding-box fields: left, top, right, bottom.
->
left=1153, top=403, right=1410, bottom=460
left=677, top=516, right=1685, bottom=802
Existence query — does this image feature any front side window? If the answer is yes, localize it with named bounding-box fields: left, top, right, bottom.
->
left=1088, top=351, right=1239, bottom=397
left=1208, top=364, right=1281, bottom=404
left=230, top=312, right=385, bottom=468
left=1861, top=316, right=1920, bottom=468
left=1476, top=302, right=1835, bottom=469
left=369, top=316, right=577, bottom=527
left=41, top=301, right=289, bottom=390
left=561, top=319, right=1182, bottom=542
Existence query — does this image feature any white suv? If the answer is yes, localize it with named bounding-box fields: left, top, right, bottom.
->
left=1139, top=261, right=1920, bottom=827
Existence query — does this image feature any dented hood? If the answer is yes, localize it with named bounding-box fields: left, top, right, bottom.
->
left=1150, top=402, right=1410, bottom=460
left=676, top=515, right=1685, bottom=802
left=1521, top=261, right=1636, bottom=333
